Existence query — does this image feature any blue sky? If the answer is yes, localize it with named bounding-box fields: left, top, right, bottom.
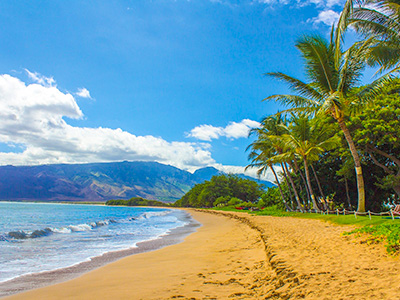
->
left=0, top=0, right=346, bottom=180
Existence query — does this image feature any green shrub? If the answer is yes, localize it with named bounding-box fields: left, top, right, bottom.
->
left=227, top=197, right=242, bottom=206
left=347, top=223, right=400, bottom=255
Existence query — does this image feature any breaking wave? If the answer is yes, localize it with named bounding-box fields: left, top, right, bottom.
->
left=4, top=218, right=120, bottom=240
left=3, top=211, right=172, bottom=241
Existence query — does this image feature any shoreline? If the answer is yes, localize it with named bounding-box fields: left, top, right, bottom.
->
left=4, top=209, right=400, bottom=299
left=0, top=209, right=200, bottom=298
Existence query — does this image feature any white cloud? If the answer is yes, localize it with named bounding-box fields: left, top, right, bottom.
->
left=325, top=0, right=342, bottom=8
left=76, top=88, right=92, bottom=99
left=213, top=164, right=280, bottom=183
left=0, top=73, right=215, bottom=171
left=257, top=0, right=344, bottom=8
left=257, top=0, right=290, bottom=4
left=188, top=119, right=260, bottom=141
left=309, top=9, right=340, bottom=26
left=25, top=69, right=56, bottom=87
left=0, top=72, right=278, bottom=184
left=188, top=125, right=224, bottom=142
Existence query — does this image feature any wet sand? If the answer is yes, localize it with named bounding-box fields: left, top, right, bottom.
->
left=4, top=209, right=400, bottom=299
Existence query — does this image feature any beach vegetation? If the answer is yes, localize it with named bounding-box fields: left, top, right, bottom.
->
left=346, top=223, right=400, bottom=254
left=263, top=30, right=398, bottom=212
left=250, top=79, right=400, bottom=213
left=174, top=174, right=264, bottom=208
left=106, top=197, right=167, bottom=207
left=249, top=0, right=400, bottom=214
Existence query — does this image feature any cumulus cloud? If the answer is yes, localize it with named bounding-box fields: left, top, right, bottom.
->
left=76, top=88, right=92, bottom=99
left=188, top=119, right=260, bottom=141
left=188, top=125, right=224, bottom=142
left=309, top=9, right=340, bottom=25
left=0, top=73, right=215, bottom=171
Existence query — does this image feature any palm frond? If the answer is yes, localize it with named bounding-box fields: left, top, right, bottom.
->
left=296, top=35, right=338, bottom=93
left=337, top=40, right=370, bottom=93
left=265, top=72, right=324, bottom=101
left=263, top=94, right=320, bottom=110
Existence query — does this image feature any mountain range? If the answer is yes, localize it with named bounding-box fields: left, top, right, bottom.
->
left=0, top=161, right=274, bottom=203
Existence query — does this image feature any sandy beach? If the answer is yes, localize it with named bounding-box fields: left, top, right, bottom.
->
left=4, top=209, right=400, bottom=299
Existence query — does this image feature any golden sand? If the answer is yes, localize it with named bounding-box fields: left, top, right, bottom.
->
left=5, top=209, right=400, bottom=299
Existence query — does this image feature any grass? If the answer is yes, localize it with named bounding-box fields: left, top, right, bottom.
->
left=212, top=205, right=400, bottom=255
left=345, top=223, right=400, bottom=255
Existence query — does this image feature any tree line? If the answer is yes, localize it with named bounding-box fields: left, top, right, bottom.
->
left=106, top=197, right=166, bottom=207
left=174, top=174, right=264, bottom=208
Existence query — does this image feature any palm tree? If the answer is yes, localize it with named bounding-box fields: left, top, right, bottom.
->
left=274, top=115, right=340, bottom=211
left=247, top=116, right=302, bottom=210
left=246, top=140, right=292, bottom=210
left=264, top=31, right=394, bottom=212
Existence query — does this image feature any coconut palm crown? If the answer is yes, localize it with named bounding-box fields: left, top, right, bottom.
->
left=351, top=0, right=400, bottom=74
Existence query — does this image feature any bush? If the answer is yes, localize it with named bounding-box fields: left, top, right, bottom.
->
left=260, top=187, right=285, bottom=209
left=213, top=196, right=231, bottom=207
left=227, top=197, right=242, bottom=206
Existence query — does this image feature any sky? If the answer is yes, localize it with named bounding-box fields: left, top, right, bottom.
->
left=0, top=0, right=347, bottom=181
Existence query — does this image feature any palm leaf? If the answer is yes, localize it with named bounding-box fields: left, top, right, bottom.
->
left=265, top=72, right=324, bottom=101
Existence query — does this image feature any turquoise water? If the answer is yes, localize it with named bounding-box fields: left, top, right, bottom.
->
left=0, top=202, right=189, bottom=283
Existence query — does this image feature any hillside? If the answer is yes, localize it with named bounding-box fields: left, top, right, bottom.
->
left=0, top=161, right=274, bottom=202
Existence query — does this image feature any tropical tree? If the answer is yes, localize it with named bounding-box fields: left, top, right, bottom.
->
left=273, top=115, right=340, bottom=210
left=247, top=116, right=304, bottom=210
left=174, top=174, right=264, bottom=208
left=264, top=30, right=394, bottom=212
left=351, top=80, right=400, bottom=197
left=247, top=140, right=291, bottom=210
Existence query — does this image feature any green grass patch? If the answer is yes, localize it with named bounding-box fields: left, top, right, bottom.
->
left=345, top=223, right=400, bottom=255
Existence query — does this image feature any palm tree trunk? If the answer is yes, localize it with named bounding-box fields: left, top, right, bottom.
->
left=270, top=164, right=291, bottom=211
left=283, top=162, right=303, bottom=211
left=344, top=177, right=352, bottom=209
left=311, top=164, right=325, bottom=199
left=303, top=157, right=319, bottom=211
left=338, top=119, right=366, bottom=212
left=292, top=159, right=312, bottom=204
left=311, top=164, right=328, bottom=209
left=280, top=162, right=295, bottom=208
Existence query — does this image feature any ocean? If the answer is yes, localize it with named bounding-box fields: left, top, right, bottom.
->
left=0, top=202, right=195, bottom=286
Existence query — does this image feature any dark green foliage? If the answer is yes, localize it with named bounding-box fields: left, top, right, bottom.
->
left=106, top=197, right=167, bottom=207
left=213, top=196, right=231, bottom=207
left=350, top=80, right=400, bottom=199
left=174, top=174, right=264, bottom=208
left=260, top=187, right=285, bottom=209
